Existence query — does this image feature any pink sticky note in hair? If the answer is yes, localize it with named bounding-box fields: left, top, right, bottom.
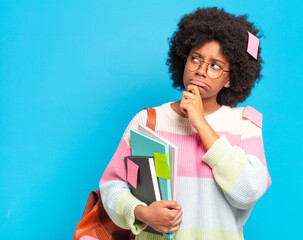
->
left=247, top=31, right=259, bottom=59
left=127, top=159, right=139, bottom=189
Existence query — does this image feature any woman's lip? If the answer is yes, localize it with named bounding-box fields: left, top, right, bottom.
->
left=189, top=80, right=208, bottom=88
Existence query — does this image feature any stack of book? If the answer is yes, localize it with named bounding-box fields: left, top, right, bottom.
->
left=125, top=124, right=178, bottom=239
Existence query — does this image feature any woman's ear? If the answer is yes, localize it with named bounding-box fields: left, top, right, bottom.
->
left=224, top=79, right=230, bottom=88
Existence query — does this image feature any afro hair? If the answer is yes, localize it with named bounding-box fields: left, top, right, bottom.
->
left=166, top=7, right=263, bottom=106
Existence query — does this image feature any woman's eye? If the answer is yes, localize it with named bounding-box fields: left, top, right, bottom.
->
left=191, top=56, right=200, bottom=63
left=210, top=63, right=221, bottom=71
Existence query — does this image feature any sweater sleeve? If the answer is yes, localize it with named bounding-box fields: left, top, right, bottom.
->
left=203, top=117, right=271, bottom=210
left=99, top=109, right=149, bottom=234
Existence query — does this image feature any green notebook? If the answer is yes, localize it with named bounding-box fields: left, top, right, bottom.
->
left=130, top=130, right=173, bottom=239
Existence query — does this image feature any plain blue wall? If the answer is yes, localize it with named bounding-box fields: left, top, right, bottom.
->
left=1, top=0, right=302, bottom=239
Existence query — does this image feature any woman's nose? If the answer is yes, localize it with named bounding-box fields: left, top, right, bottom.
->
left=196, top=61, right=208, bottom=76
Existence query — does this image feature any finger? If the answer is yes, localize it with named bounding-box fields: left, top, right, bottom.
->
left=186, top=84, right=196, bottom=91
left=180, top=99, right=192, bottom=105
left=187, top=85, right=200, bottom=95
left=181, top=93, right=189, bottom=102
left=167, top=220, right=182, bottom=233
left=161, top=200, right=181, bottom=210
left=187, top=84, right=199, bottom=94
left=169, top=201, right=181, bottom=210
left=165, top=224, right=181, bottom=233
left=165, top=209, right=180, bottom=222
left=180, top=108, right=188, bottom=116
left=173, top=213, right=183, bottom=226
left=191, top=85, right=201, bottom=97
left=167, top=210, right=182, bottom=227
left=180, top=101, right=193, bottom=112
left=182, top=91, right=196, bottom=100
left=152, top=225, right=171, bottom=234
left=186, top=84, right=196, bottom=92
left=172, top=210, right=183, bottom=223
left=175, top=201, right=182, bottom=209
left=179, top=103, right=189, bottom=116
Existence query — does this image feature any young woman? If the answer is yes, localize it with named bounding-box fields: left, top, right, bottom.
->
left=99, top=7, right=271, bottom=240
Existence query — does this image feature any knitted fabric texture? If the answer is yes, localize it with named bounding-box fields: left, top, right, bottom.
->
left=99, top=102, right=271, bottom=240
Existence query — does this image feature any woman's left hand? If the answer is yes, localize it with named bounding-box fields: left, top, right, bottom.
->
left=180, top=84, right=206, bottom=130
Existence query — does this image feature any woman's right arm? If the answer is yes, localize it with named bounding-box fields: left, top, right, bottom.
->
left=99, top=110, right=149, bottom=234
left=99, top=109, right=182, bottom=235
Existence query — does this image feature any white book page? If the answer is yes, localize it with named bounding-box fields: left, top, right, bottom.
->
left=148, top=157, right=161, bottom=201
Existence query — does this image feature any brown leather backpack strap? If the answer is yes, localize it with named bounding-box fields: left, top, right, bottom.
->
left=144, top=108, right=156, bottom=131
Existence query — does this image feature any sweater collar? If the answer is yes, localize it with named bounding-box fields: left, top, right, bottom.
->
left=161, top=102, right=228, bottom=126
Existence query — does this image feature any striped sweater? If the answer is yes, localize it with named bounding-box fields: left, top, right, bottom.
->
left=99, top=102, right=271, bottom=240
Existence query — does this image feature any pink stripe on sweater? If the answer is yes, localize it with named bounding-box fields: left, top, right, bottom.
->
left=99, top=131, right=271, bottom=188
left=99, top=138, right=131, bottom=186
left=157, top=131, right=215, bottom=179
left=239, top=137, right=266, bottom=167
left=157, top=131, right=269, bottom=182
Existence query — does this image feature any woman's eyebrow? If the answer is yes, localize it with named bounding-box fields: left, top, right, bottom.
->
left=191, top=51, right=202, bottom=57
left=191, top=52, right=226, bottom=66
left=213, top=58, right=226, bottom=66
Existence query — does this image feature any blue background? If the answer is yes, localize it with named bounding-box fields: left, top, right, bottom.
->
left=1, top=0, right=302, bottom=239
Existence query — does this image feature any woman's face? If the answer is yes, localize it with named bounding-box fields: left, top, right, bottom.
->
left=183, top=40, right=230, bottom=101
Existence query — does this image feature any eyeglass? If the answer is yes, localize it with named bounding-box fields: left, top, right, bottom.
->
left=185, top=54, right=230, bottom=79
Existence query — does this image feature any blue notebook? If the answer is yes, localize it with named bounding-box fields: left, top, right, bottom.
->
left=130, top=130, right=173, bottom=239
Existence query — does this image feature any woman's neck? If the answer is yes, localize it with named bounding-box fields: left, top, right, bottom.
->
left=202, top=97, right=222, bottom=115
